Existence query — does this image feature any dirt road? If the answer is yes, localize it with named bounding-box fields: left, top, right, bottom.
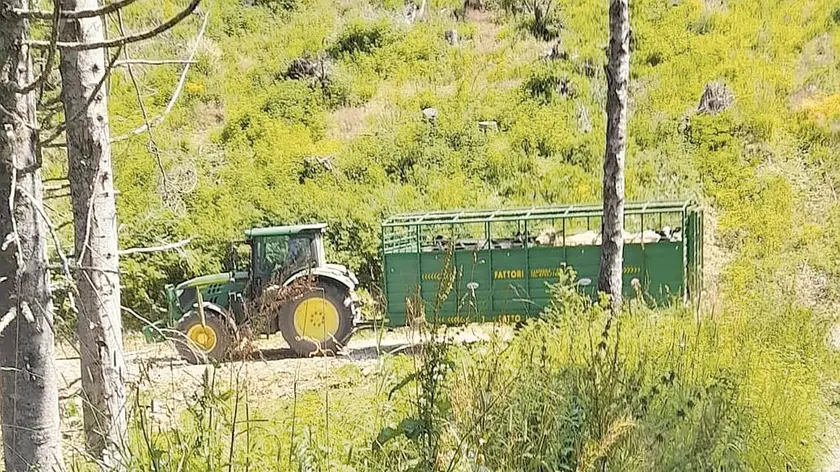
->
left=53, top=324, right=510, bottom=435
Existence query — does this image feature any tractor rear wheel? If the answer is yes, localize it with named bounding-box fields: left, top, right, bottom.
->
left=278, top=281, right=355, bottom=356
left=175, top=311, right=231, bottom=364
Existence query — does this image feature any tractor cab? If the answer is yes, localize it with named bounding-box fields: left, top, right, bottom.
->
left=155, top=223, right=361, bottom=364
left=244, top=223, right=328, bottom=293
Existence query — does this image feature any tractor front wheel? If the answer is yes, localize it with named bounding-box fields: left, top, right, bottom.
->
left=279, top=281, right=355, bottom=357
left=175, top=311, right=231, bottom=364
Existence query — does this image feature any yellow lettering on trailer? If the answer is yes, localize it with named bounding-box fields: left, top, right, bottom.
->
left=441, top=314, right=524, bottom=325
left=490, top=267, right=640, bottom=279
left=498, top=313, right=523, bottom=324
left=493, top=269, right=524, bottom=280
left=443, top=315, right=470, bottom=325
left=530, top=267, right=564, bottom=278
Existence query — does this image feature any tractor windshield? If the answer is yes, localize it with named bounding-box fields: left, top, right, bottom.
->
left=256, top=234, right=317, bottom=282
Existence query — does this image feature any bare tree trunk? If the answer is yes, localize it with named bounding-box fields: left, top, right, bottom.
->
left=58, top=0, right=127, bottom=466
left=0, top=1, right=64, bottom=470
left=599, top=0, right=629, bottom=313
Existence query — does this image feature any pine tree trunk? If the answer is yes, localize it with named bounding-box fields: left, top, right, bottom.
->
left=599, top=0, right=630, bottom=313
left=58, top=1, right=127, bottom=466
left=0, top=1, right=64, bottom=470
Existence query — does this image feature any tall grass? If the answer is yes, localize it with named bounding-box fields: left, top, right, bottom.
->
left=54, top=259, right=833, bottom=471
left=412, top=266, right=829, bottom=471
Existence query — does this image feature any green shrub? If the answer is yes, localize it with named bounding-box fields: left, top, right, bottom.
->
left=522, top=65, right=577, bottom=104
left=442, top=269, right=828, bottom=471
left=253, top=0, right=301, bottom=13
left=495, top=0, right=563, bottom=40
left=831, top=6, right=840, bottom=25
left=260, top=82, right=328, bottom=136
left=330, top=19, right=398, bottom=57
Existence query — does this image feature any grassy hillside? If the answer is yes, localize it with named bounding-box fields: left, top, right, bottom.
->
left=47, top=0, right=834, bottom=321
left=42, top=0, right=840, bottom=469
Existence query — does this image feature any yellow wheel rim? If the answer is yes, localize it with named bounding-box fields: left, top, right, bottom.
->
left=186, top=324, right=218, bottom=352
left=293, top=297, right=340, bottom=343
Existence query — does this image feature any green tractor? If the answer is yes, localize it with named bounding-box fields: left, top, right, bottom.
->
left=151, top=223, right=363, bottom=364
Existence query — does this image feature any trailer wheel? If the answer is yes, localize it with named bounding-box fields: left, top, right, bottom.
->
left=279, top=281, right=355, bottom=357
left=175, top=311, right=231, bottom=365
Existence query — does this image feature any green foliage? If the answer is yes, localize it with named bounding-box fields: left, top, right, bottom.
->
left=60, top=0, right=840, bottom=467
left=221, top=81, right=328, bottom=141
left=330, top=19, right=398, bottom=57
left=522, top=65, right=576, bottom=104
left=253, top=0, right=301, bottom=13
left=62, top=261, right=831, bottom=471
left=495, top=0, right=564, bottom=40
left=432, top=269, right=826, bottom=471
left=375, top=250, right=457, bottom=469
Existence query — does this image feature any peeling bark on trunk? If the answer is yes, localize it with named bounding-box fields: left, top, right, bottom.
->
left=58, top=0, right=127, bottom=466
left=0, top=1, right=64, bottom=470
left=599, top=0, right=630, bottom=313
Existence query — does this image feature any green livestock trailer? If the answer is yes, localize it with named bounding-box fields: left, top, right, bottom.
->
left=152, top=200, right=703, bottom=364
left=381, top=200, right=703, bottom=327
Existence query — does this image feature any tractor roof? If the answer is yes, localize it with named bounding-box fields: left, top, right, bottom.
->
left=245, top=223, right=327, bottom=238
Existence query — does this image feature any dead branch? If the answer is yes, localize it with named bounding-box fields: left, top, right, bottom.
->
left=57, top=391, right=80, bottom=402
left=120, top=305, right=187, bottom=345
left=114, top=59, right=196, bottom=67
left=118, top=239, right=190, bottom=256
left=48, top=264, right=120, bottom=274
left=0, top=307, right=16, bottom=335
left=40, top=95, right=63, bottom=109
left=40, top=45, right=123, bottom=147
left=116, top=9, right=168, bottom=196
left=10, top=0, right=140, bottom=20
left=111, top=11, right=209, bottom=143
left=27, top=0, right=201, bottom=51
left=37, top=104, right=67, bottom=133
left=44, top=182, right=70, bottom=191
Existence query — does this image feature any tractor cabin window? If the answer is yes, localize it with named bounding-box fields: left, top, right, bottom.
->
left=258, top=235, right=317, bottom=282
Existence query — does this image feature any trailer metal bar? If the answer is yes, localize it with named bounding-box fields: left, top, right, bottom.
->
left=383, top=200, right=694, bottom=227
